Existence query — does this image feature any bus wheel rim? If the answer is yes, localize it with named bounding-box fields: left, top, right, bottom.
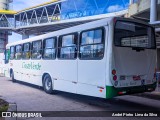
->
left=45, top=78, right=51, bottom=90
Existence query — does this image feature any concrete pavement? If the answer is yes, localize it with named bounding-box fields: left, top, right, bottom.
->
left=0, top=77, right=160, bottom=120
left=134, top=83, right=160, bottom=100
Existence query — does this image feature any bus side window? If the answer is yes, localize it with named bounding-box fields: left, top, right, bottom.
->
left=43, top=37, right=56, bottom=59
left=10, top=46, right=15, bottom=60
left=79, top=28, right=104, bottom=59
left=58, top=33, right=78, bottom=59
left=15, top=45, right=22, bottom=60
left=23, top=43, right=30, bottom=59
left=31, top=40, right=42, bottom=59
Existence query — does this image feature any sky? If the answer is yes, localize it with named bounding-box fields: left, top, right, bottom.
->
left=13, top=0, right=51, bottom=11
left=9, top=0, right=51, bottom=43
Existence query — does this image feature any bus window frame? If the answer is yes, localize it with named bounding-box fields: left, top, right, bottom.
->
left=58, top=32, right=78, bottom=60
left=42, top=37, right=57, bottom=60
left=114, top=19, right=156, bottom=50
left=31, top=40, right=42, bottom=60
left=22, top=42, right=31, bottom=60
left=15, top=44, right=22, bottom=60
left=10, top=46, right=15, bottom=60
left=79, top=27, right=105, bottom=60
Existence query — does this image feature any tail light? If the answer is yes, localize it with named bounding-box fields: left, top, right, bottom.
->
left=112, top=69, right=117, bottom=81
left=112, top=69, right=116, bottom=75
left=118, top=91, right=126, bottom=95
left=113, top=75, right=117, bottom=81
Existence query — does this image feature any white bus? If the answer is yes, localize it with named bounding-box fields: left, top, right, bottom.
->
left=0, top=53, right=5, bottom=75
left=0, top=52, right=10, bottom=77
left=4, top=17, right=157, bottom=98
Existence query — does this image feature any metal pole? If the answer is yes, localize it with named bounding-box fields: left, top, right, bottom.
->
left=150, top=0, right=157, bottom=23
left=150, top=0, right=159, bottom=91
left=129, top=0, right=133, bottom=5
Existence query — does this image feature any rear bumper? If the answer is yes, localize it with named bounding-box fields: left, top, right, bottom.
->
left=106, top=82, right=157, bottom=99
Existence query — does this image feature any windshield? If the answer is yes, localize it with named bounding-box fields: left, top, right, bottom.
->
left=114, top=20, right=156, bottom=49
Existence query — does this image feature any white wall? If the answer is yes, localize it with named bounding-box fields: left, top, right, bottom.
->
left=0, top=0, right=9, bottom=10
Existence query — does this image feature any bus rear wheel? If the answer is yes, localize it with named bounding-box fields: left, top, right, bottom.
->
left=43, top=74, right=53, bottom=94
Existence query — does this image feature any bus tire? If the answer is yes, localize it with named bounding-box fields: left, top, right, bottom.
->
left=11, top=71, right=16, bottom=83
left=43, top=74, right=53, bottom=94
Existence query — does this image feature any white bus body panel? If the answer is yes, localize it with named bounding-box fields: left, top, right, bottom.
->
left=78, top=60, right=106, bottom=86
left=44, top=60, right=77, bottom=94
left=0, top=53, right=10, bottom=77
left=112, top=47, right=156, bottom=87
left=12, top=60, right=42, bottom=86
left=76, top=83, right=106, bottom=98
left=0, top=53, right=5, bottom=75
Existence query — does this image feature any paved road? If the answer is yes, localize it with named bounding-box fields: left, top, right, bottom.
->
left=0, top=77, right=160, bottom=120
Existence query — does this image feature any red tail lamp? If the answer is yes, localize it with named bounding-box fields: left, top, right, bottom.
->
left=118, top=91, right=126, bottom=95
left=112, top=69, right=116, bottom=75
left=113, top=75, right=117, bottom=81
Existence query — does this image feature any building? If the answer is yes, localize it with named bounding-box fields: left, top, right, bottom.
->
left=12, top=0, right=130, bottom=38
left=0, top=0, right=13, bottom=52
left=128, top=0, right=160, bottom=70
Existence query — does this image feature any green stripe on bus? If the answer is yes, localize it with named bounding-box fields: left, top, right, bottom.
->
left=106, top=82, right=157, bottom=99
left=106, top=86, right=118, bottom=99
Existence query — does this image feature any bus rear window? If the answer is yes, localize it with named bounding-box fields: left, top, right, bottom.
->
left=114, top=21, right=156, bottom=49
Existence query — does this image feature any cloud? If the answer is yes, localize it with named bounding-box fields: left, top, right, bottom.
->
left=107, top=4, right=124, bottom=13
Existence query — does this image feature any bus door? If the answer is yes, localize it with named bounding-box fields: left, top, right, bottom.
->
left=77, top=27, right=107, bottom=97
left=54, top=34, right=78, bottom=94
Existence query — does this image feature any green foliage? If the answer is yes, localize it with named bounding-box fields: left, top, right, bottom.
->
left=0, top=99, right=9, bottom=117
